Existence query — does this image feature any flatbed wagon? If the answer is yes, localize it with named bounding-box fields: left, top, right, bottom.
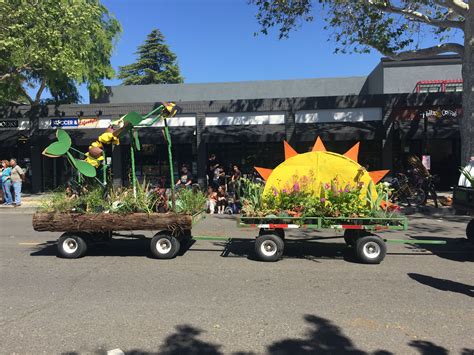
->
left=32, top=211, right=205, bottom=259
left=238, top=215, right=444, bottom=264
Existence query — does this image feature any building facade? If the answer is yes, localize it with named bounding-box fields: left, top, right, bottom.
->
left=0, top=56, right=463, bottom=192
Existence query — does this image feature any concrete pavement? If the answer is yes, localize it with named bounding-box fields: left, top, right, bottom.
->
left=0, top=213, right=473, bottom=354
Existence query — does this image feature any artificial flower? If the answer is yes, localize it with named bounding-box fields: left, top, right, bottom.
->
left=98, top=132, right=120, bottom=145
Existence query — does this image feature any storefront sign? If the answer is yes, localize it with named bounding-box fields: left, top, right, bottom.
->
left=205, top=113, right=284, bottom=126
left=295, top=108, right=382, bottom=123
left=420, top=108, right=460, bottom=120
left=41, top=117, right=111, bottom=129
left=0, top=119, right=30, bottom=130
left=0, top=120, right=19, bottom=129
left=395, top=107, right=462, bottom=121
left=78, top=118, right=100, bottom=128
left=51, top=118, right=78, bottom=128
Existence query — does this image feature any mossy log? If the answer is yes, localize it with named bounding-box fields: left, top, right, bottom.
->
left=32, top=212, right=192, bottom=232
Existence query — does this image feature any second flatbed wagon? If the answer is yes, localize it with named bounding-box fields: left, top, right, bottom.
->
left=238, top=215, right=444, bottom=264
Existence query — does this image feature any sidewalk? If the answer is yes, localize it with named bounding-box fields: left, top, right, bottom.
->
left=0, top=193, right=49, bottom=214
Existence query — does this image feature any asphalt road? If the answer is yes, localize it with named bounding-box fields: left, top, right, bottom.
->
left=0, top=213, right=473, bottom=354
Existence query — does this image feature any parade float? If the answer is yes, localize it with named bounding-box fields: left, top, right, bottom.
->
left=32, top=102, right=206, bottom=259
left=238, top=138, right=444, bottom=264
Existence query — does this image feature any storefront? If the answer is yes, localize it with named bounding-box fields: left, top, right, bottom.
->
left=391, top=106, right=461, bottom=188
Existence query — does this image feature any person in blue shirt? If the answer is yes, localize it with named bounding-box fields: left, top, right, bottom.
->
left=1, top=160, right=13, bottom=205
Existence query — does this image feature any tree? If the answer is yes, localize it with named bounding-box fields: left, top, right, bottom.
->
left=118, top=29, right=184, bottom=85
left=0, top=0, right=121, bottom=106
left=251, top=0, right=473, bottom=163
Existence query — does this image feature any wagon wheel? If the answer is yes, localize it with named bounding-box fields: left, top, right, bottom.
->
left=343, top=229, right=370, bottom=247
left=354, top=235, right=386, bottom=264
left=57, top=233, right=88, bottom=259
left=466, top=219, right=474, bottom=242
left=255, top=234, right=284, bottom=262
left=150, top=232, right=181, bottom=259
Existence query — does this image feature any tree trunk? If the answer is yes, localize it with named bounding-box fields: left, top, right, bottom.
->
left=462, top=8, right=474, bottom=165
left=32, top=212, right=193, bottom=232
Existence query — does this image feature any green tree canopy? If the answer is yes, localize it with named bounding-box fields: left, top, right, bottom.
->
left=0, top=0, right=121, bottom=106
left=118, top=29, right=184, bottom=85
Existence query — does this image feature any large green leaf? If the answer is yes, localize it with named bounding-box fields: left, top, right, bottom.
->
left=42, top=141, right=69, bottom=157
left=123, top=111, right=144, bottom=126
left=74, top=159, right=97, bottom=177
left=56, top=129, right=72, bottom=148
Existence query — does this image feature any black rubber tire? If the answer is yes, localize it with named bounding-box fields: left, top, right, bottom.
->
left=410, top=188, right=426, bottom=206
left=57, top=233, right=88, bottom=259
left=255, top=234, right=284, bottom=262
left=343, top=230, right=368, bottom=247
left=466, top=219, right=474, bottom=242
left=259, top=228, right=285, bottom=239
left=150, top=233, right=181, bottom=259
left=355, top=235, right=386, bottom=264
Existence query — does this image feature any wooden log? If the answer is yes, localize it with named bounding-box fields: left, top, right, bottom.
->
left=32, top=212, right=193, bottom=232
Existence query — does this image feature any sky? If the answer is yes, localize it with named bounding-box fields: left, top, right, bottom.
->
left=49, top=0, right=462, bottom=103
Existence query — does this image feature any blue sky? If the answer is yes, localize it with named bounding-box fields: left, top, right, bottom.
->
left=67, top=0, right=381, bottom=103
left=49, top=0, right=461, bottom=103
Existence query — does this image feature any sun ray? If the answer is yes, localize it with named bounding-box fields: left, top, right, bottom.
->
left=369, top=170, right=389, bottom=184
left=284, top=141, right=298, bottom=160
left=255, top=167, right=274, bottom=181
left=343, top=142, right=360, bottom=162
left=312, top=137, right=326, bottom=152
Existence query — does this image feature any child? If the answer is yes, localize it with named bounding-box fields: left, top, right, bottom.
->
left=216, top=185, right=227, bottom=214
left=207, top=186, right=217, bottom=214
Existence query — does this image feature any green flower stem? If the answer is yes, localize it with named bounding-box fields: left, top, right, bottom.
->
left=130, top=132, right=137, bottom=198
left=69, top=147, right=85, bottom=156
left=102, top=150, right=107, bottom=186
left=164, top=121, right=175, bottom=211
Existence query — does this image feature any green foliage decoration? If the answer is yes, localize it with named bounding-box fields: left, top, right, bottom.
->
left=175, top=188, right=207, bottom=215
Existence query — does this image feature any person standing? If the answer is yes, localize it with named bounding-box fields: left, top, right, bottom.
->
left=1, top=160, right=12, bottom=205
left=230, top=164, right=241, bottom=195
left=9, top=159, right=24, bottom=207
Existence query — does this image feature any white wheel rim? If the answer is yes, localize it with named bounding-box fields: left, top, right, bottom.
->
left=363, top=241, right=381, bottom=259
left=62, top=238, right=78, bottom=254
left=156, top=238, right=172, bottom=254
left=261, top=240, right=277, bottom=257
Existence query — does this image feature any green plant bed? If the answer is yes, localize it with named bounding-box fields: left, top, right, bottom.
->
left=39, top=183, right=206, bottom=216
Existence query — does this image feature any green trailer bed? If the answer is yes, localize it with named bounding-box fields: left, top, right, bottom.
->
left=237, top=215, right=444, bottom=264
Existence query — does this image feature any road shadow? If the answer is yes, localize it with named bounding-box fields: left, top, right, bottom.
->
left=406, top=235, right=474, bottom=262
left=408, top=340, right=449, bottom=355
left=267, top=314, right=384, bottom=354
left=215, top=238, right=358, bottom=263
left=58, top=314, right=459, bottom=355
left=29, top=236, right=195, bottom=259
left=408, top=273, right=474, bottom=298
